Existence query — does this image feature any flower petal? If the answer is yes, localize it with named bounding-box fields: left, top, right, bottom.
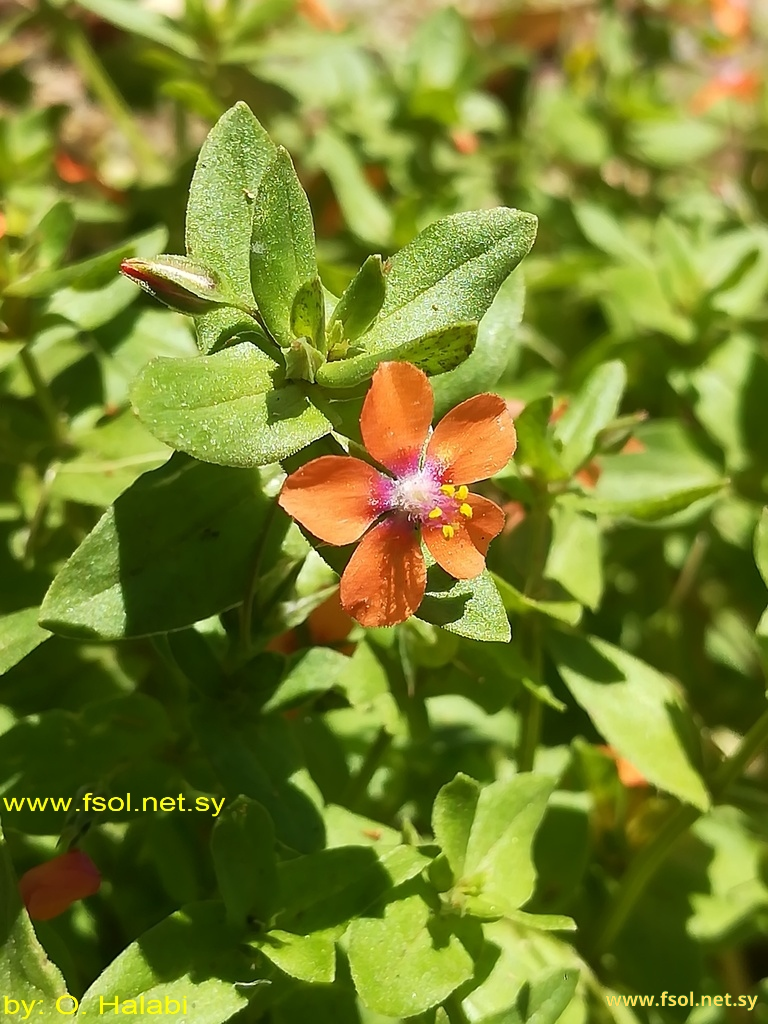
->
left=423, top=494, right=505, bottom=579
left=340, top=518, right=426, bottom=627
left=426, top=394, right=516, bottom=483
left=360, top=362, right=433, bottom=474
left=279, top=456, right=383, bottom=544
left=20, top=851, right=101, bottom=921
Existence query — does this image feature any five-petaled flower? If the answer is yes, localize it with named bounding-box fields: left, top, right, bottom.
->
left=19, top=850, right=101, bottom=921
left=279, top=361, right=516, bottom=628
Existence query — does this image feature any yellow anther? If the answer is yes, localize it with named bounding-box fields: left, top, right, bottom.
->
left=442, top=524, right=455, bottom=540
left=428, top=507, right=443, bottom=519
left=459, top=503, right=473, bottom=518
left=456, top=485, right=469, bottom=500
left=440, top=484, right=455, bottom=497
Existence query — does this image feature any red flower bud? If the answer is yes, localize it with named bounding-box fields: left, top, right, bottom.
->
left=119, top=255, right=232, bottom=315
left=19, top=850, right=101, bottom=921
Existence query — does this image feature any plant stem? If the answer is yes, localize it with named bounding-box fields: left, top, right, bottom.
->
left=517, top=490, right=550, bottom=771
left=238, top=498, right=280, bottom=659
left=592, top=704, right=768, bottom=957
left=19, top=346, right=67, bottom=448
left=55, top=10, right=159, bottom=175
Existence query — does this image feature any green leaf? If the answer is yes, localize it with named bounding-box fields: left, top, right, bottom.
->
left=262, top=647, right=354, bottom=713
left=312, top=130, right=393, bottom=246
left=688, top=333, right=768, bottom=473
left=253, top=929, right=335, bottom=983
left=592, top=266, right=693, bottom=343
left=51, top=411, right=171, bottom=507
left=432, top=269, right=526, bottom=417
left=756, top=509, right=768, bottom=590
left=654, top=216, right=702, bottom=311
left=353, top=208, right=536, bottom=360
left=250, top=147, right=318, bottom=346
left=0, top=817, right=68, bottom=1016
left=552, top=361, right=627, bottom=474
left=5, top=226, right=167, bottom=299
left=494, top=969, right=580, bottom=1024
left=275, top=844, right=430, bottom=933
left=549, top=632, right=710, bottom=810
left=291, top=276, right=326, bottom=353
left=317, top=322, right=477, bottom=388
left=193, top=708, right=325, bottom=854
left=0, top=607, right=50, bottom=675
left=77, top=903, right=254, bottom=1023
left=513, top=398, right=568, bottom=482
left=39, top=455, right=274, bottom=640
left=628, top=119, right=724, bottom=168
left=211, top=798, right=278, bottom=928
left=432, top=773, right=554, bottom=916
left=492, top=574, right=582, bottom=627
left=186, top=103, right=276, bottom=309
left=417, top=566, right=511, bottom=643
left=545, top=508, right=603, bottom=611
left=131, top=343, right=331, bottom=467
left=329, top=255, right=387, bottom=343
left=73, top=0, right=198, bottom=57
left=405, top=7, right=470, bottom=122
left=347, top=888, right=474, bottom=1017
left=572, top=202, right=651, bottom=267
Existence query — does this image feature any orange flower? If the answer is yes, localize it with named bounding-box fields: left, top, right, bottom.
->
left=691, top=66, right=759, bottom=113
left=19, top=850, right=100, bottom=921
left=710, top=0, right=750, bottom=38
left=598, top=746, right=649, bottom=789
left=279, top=362, right=516, bottom=627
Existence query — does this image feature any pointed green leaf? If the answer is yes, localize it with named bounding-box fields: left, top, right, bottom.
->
left=312, top=130, right=393, bottom=246
left=186, top=102, right=276, bottom=308
left=432, top=269, right=526, bottom=417
left=357, top=208, right=536, bottom=357
left=39, top=456, right=275, bottom=640
left=0, top=607, right=50, bottom=675
left=317, top=322, right=477, bottom=388
left=291, top=276, right=326, bottom=352
left=254, top=929, right=335, bottom=984
left=329, top=254, right=387, bottom=343
left=250, top=146, right=318, bottom=346
left=433, top=773, right=554, bottom=916
left=417, top=566, right=510, bottom=642
left=347, top=888, right=474, bottom=1017
left=552, top=361, right=627, bottom=474
left=755, top=509, right=768, bottom=589
left=549, top=632, right=710, bottom=810
left=77, top=903, right=253, bottom=1023
left=131, top=343, right=331, bottom=467
left=211, top=798, right=278, bottom=929
left=514, top=398, right=568, bottom=481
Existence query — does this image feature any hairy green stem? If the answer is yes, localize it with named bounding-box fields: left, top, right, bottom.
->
left=593, top=704, right=768, bottom=957
left=55, top=10, right=158, bottom=174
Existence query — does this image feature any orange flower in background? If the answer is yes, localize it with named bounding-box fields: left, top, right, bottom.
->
left=711, top=0, right=750, bottom=38
left=19, top=850, right=101, bottom=921
left=266, top=589, right=355, bottom=655
left=598, top=746, right=649, bottom=789
left=279, top=362, right=517, bottom=628
left=691, top=66, right=760, bottom=114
